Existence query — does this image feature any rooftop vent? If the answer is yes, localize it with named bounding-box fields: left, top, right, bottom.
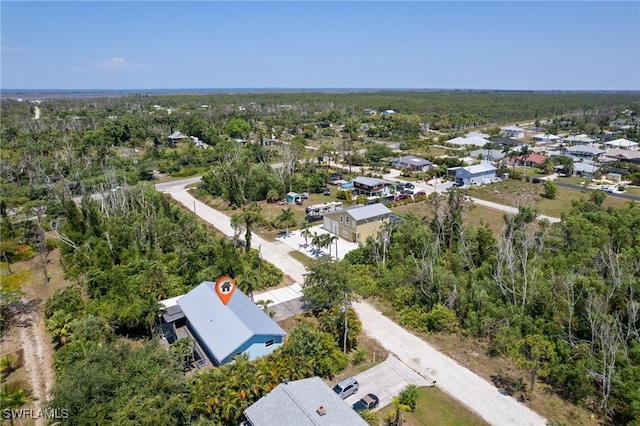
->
left=316, top=405, right=326, bottom=416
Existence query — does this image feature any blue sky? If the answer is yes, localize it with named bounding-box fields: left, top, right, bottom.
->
left=1, top=1, right=638, bottom=90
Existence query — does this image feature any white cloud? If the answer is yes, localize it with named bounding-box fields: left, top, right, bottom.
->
left=94, top=56, right=146, bottom=71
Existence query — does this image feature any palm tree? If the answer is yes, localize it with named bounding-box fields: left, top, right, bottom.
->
left=310, top=232, right=321, bottom=256
left=171, top=337, right=195, bottom=371
left=0, top=383, right=31, bottom=426
left=276, top=207, right=296, bottom=237
left=144, top=295, right=167, bottom=337
left=299, top=221, right=312, bottom=248
left=256, top=299, right=275, bottom=317
left=484, top=142, right=498, bottom=162
left=236, top=264, right=260, bottom=296
left=520, top=144, right=533, bottom=176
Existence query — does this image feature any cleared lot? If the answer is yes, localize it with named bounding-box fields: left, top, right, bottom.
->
left=343, top=354, right=431, bottom=410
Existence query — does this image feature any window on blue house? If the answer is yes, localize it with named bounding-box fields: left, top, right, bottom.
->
left=265, top=339, right=274, bottom=347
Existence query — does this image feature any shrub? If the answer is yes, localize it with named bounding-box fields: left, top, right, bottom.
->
left=352, top=348, right=369, bottom=366
left=398, top=384, right=420, bottom=411
left=543, top=180, right=558, bottom=199
left=424, top=304, right=459, bottom=333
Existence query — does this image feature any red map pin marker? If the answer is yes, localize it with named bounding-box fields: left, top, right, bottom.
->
left=215, top=276, right=236, bottom=305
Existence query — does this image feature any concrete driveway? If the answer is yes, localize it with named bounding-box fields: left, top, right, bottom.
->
left=343, top=354, right=431, bottom=410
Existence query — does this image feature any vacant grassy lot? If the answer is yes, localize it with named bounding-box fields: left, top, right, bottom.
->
left=378, top=386, right=489, bottom=426
left=465, top=179, right=630, bottom=218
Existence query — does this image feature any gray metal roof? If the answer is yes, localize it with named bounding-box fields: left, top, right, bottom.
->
left=177, top=281, right=286, bottom=364
left=392, top=155, right=433, bottom=166
left=162, top=305, right=185, bottom=323
left=566, top=145, right=605, bottom=155
left=345, top=203, right=392, bottom=221
left=244, top=377, right=368, bottom=426
left=353, top=177, right=393, bottom=187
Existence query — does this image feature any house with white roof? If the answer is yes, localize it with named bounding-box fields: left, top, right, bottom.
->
left=467, top=131, right=490, bottom=139
left=501, top=126, right=526, bottom=139
left=381, top=109, right=395, bottom=115
left=561, top=134, right=597, bottom=145
left=531, top=133, right=561, bottom=144
left=454, top=163, right=498, bottom=186
left=446, top=136, right=490, bottom=147
left=323, top=203, right=392, bottom=243
left=243, top=377, right=368, bottom=426
left=160, top=281, right=286, bottom=366
left=605, top=138, right=638, bottom=150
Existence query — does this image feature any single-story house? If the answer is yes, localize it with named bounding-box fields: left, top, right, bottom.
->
left=469, top=148, right=505, bottom=162
left=504, top=153, right=547, bottom=167
left=562, top=134, right=597, bottom=145
left=595, top=133, right=617, bottom=143
left=605, top=138, right=638, bottom=150
left=287, top=192, right=303, bottom=204
left=353, top=177, right=395, bottom=198
left=493, top=137, right=525, bottom=147
left=446, top=136, right=490, bottom=147
left=161, top=281, right=286, bottom=366
left=381, top=109, right=395, bottom=115
left=531, top=133, right=561, bottom=144
left=572, top=162, right=599, bottom=177
left=391, top=155, right=433, bottom=172
left=243, top=377, right=369, bottom=426
left=604, top=148, right=640, bottom=165
left=455, top=163, right=498, bottom=186
left=323, top=203, right=392, bottom=243
left=565, top=145, right=606, bottom=161
left=168, top=131, right=188, bottom=147
left=467, top=131, right=490, bottom=139
left=501, top=126, right=526, bottom=139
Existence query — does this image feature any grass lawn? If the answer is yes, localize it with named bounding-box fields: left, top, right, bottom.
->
left=378, top=386, right=489, bottom=426
left=288, top=250, right=313, bottom=267
left=465, top=179, right=629, bottom=218
left=557, top=176, right=592, bottom=186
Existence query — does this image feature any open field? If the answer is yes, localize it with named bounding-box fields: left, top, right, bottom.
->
left=465, top=179, right=630, bottom=218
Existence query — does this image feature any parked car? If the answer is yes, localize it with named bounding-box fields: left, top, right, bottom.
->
left=333, top=377, right=359, bottom=399
left=404, top=182, right=415, bottom=189
left=414, top=191, right=427, bottom=197
left=323, top=188, right=331, bottom=196
left=352, top=394, right=379, bottom=412
left=301, top=192, right=309, bottom=200
left=531, top=178, right=543, bottom=184
left=401, top=189, right=413, bottom=195
left=395, top=194, right=411, bottom=201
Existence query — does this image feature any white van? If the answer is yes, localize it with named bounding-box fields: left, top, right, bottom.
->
left=332, top=377, right=359, bottom=399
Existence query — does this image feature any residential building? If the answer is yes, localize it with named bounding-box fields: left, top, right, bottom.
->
left=605, top=138, right=638, bottom=150
left=501, top=126, right=526, bottom=139
left=492, top=137, right=524, bottom=148
left=604, top=148, right=640, bottom=165
left=391, top=155, right=433, bottom=172
left=504, top=153, right=547, bottom=167
left=595, top=133, right=617, bottom=143
left=287, top=192, right=303, bottom=204
left=561, top=134, right=597, bottom=145
left=469, top=148, right=505, bottom=162
left=572, top=162, right=599, bottom=177
left=381, top=109, right=395, bottom=115
left=446, top=136, right=490, bottom=147
left=455, top=163, right=498, bottom=186
left=323, top=203, right=392, bottom=243
left=352, top=177, right=395, bottom=198
left=363, top=108, right=377, bottom=115
left=565, top=145, right=606, bottom=161
left=243, top=377, right=369, bottom=426
left=466, top=131, right=490, bottom=139
left=160, top=281, right=286, bottom=366
left=531, top=133, right=561, bottom=144
left=168, top=131, right=188, bottom=147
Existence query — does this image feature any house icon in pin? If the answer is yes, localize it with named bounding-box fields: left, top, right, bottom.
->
left=220, top=281, right=232, bottom=293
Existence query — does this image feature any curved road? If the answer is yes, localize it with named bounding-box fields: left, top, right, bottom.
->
left=156, top=176, right=546, bottom=426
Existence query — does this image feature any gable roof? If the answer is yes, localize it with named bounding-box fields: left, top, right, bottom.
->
left=605, top=138, right=638, bottom=148
left=532, top=133, right=561, bottom=140
left=177, top=281, right=285, bottom=363
left=501, top=126, right=526, bottom=132
left=562, top=134, right=597, bottom=144
left=244, top=377, right=368, bottom=426
left=168, top=131, right=187, bottom=139
left=506, top=153, right=547, bottom=165
left=344, top=203, right=392, bottom=221
left=447, top=136, right=490, bottom=147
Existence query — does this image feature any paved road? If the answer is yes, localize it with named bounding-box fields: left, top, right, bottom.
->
left=556, top=181, right=640, bottom=201
left=343, top=354, right=432, bottom=410
left=353, top=301, right=547, bottom=426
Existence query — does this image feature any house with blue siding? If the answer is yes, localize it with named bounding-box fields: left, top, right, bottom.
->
left=455, top=163, right=498, bottom=186
left=162, top=281, right=286, bottom=366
